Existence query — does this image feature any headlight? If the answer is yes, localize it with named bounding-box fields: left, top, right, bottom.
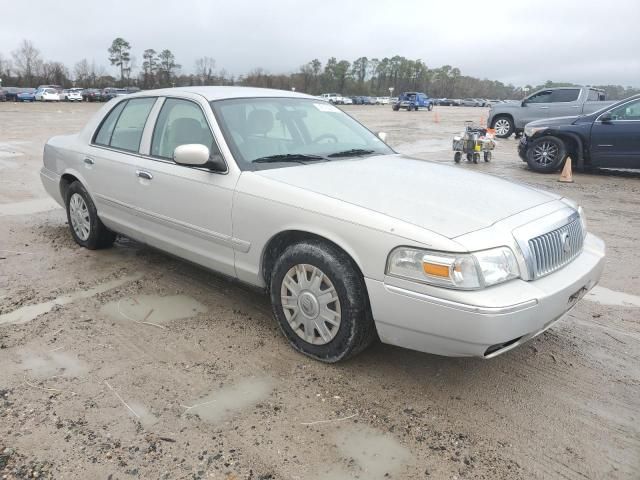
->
left=524, top=125, right=547, bottom=137
left=578, top=206, right=587, bottom=235
left=386, top=247, right=520, bottom=290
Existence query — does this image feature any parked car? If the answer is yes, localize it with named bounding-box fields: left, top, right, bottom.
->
left=62, top=89, right=83, bottom=102
left=351, top=96, right=365, bottom=105
left=3, top=87, right=21, bottom=101
left=319, top=93, right=342, bottom=104
left=377, top=96, right=391, bottom=105
left=39, top=86, right=604, bottom=362
left=83, top=89, right=104, bottom=102
left=392, top=92, right=434, bottom=111
left=488, top=86, right=614, bottom=138
left=102, top=88, right=129, bottom=101
left=35, top=88, right=61, bottom=102
left=461, top=98, right=482, bottom=107
left=341, top=96, right=353, bottom=105
left=0, top=89, right=6, bottom=102
left=518, top=94, right=640, bottom=172
left=17, top=89, right=37, bottom=102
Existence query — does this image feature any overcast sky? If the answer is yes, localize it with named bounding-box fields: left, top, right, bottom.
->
left=1, top=0, right=639, bottom=87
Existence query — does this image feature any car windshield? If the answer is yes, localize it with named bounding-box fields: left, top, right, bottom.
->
left=210, top=97, right=393, bottom=169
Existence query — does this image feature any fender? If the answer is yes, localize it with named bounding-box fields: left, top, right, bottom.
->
left=550, top=131, right=585, bottom=170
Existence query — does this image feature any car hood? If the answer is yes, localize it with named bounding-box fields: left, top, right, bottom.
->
left=527, top=115, right=580, bottom=127
left=253, top=154, right=559, bottom=238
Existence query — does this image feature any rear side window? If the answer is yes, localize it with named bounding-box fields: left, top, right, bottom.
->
left=587, top=89, right=600, bottom=101
left=151, top=98, right=218, bottom=160
left=94, top=101, right=127, bottom=146
left=550, top=89, right=580, bottom=102
left=110, top=98, right=156, bottom=152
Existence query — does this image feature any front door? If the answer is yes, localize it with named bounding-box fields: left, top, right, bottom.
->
left=590, top=98, right=640, bottom=169
left=521, top=90, right=554, bottom=126
left=132, top=97, right=238, bottom=277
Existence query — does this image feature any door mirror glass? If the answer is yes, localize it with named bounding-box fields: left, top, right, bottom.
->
left=377, top=131, right=388, bottom=142
left=174, top=144, right=211, bottom=166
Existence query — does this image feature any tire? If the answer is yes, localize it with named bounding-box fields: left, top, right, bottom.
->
left=466, top=153, right=473, bottom=162
left=392, top=105, right=399, bottom=111
left=269, top=240, right=376, bottom=363
left=454, top=152, right=462, bottom=163
left=526, top=136, right=566, bottom=173
left=472, top=153, right=480, bottom=164
left=484, top=151, right=491, bottom=162
left=491, top=116, right=514, bottom=138
left=65, top=181, right=116, bottom=249
left=427, top=104, right=433, bottom=111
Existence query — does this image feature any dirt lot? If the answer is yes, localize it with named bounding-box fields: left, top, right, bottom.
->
left=0, top=101, right=639, bottom=480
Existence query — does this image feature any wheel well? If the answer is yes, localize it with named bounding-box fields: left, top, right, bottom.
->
left=261, top=230, right=364, bottom=288
left=491, top=113, right=514, bottom=126
left=59, top=173, right=79, bottom=200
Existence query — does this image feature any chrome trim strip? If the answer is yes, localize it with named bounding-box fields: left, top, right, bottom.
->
left=94, top=193, right=250, bottom=251
left=384, top=284, right=538, bottom=315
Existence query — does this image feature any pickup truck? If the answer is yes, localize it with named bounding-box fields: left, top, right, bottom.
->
left=518, top=94, right=640, bottom=172
left=487, top=87, right=614, bottom=138
left=392, top=92, right=434, bottom=111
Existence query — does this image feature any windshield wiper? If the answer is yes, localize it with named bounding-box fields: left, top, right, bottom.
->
left=252, top=153, right=326, bottom=164
left=327, top=149, right=376, bottom=158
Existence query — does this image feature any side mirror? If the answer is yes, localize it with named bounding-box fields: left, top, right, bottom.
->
left=377, top=131, right=388, bottom=142
left=600, top=112, right=613, bottom=123
left=521, top=100, right=528, bottom=107
left=173, top=144, right=226, bottom=171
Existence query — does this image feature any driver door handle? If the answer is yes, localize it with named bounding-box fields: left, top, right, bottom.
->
left=136, top=170, right=153, bottom=180
left=83, top=158, right=94, bottom=165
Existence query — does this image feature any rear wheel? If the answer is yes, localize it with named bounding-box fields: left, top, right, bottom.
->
left=492, top=116, right=514, bottom=138
left=454, top=152, right=462, bottom=163
left=65, top=181, right=116, bottom=249
left=269, top=240, right=376, bottom=362
left=484, top=151, right=492, bottom=162
left=472, top=153, right=480, bottom=163
left=526, top=136, right=566, bottom=173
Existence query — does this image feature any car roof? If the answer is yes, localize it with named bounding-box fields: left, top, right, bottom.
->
left=128, top=86, right=316, bottom=101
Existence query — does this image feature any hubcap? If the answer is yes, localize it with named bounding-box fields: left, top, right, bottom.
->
left=280, top=264, right=341, bottom=345
left=532, top=141, right=559, bottom=165
left=69, top=193, right=90, bottom=241
left=494, top=119, right=510, bottom=136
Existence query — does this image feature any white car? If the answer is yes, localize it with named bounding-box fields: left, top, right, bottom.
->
left=35, top=88, right=61, bottom=102
left=319, top=93, right=341, bottom=104
left=40, top=87, right=605, bottom=362
left=377, top=96, right=390, bottom=105
left=341, top=96, right=353, bottom=105
left=63, top=89, right=83, bottom=102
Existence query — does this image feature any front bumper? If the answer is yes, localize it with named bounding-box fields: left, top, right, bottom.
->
left=517, top=135, right=529, bottom=161
left=366, top=233, right=605, bottom=358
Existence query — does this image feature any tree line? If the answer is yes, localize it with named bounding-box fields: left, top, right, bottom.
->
left=1, top=38, right=638, bottom=101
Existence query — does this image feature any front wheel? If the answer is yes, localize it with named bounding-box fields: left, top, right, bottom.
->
left=491, top=116, right=514, bottom=138
left=65, top=181, right=116, bottom=249
left=526, top=136, right=566, bottom=173
left=427, top=104, right=433, bottom=111
left=269, top=240, right=376, bottom=363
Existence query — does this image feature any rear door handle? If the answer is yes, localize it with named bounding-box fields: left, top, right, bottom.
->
left=136, top=170, right=153, bottom=180
left=83, top=158, right=94, bottom=165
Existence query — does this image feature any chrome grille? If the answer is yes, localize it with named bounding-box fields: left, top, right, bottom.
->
left=527, top=218, right=583, bottom=279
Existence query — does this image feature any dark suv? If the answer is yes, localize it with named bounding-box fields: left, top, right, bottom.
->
left=518, top=94, right=640, bottom=172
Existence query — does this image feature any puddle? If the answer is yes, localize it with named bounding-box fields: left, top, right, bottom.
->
left=182, top=377, right=273, bottom=424
left=0, top=274, right=143, bottom=326
left=317, top=426, right=412, bottom=480
left=0, top=198, right=60, bottom=216
left=101, top=294, right=208, bottom=325
left=584, top=286, right=640, bottom=308
left=20, top=350, right=88, bottom=378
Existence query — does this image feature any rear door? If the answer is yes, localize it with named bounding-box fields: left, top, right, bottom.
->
left=548, top=88, right=582, bottom=117
left=84, top=97, right=158, bottom=238
left=130, top=95, right=238, bottom=277
left=590, top=98, right=640, bottom=169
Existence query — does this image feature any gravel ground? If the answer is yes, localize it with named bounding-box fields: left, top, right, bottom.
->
left=0, top=101, right=638, bottom=480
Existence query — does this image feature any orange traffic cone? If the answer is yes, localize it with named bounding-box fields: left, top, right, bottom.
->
left=558, top=157, right=574, bottom=183
left=434, top=108, right=440, bottom=123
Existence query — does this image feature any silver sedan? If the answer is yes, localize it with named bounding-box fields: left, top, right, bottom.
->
left=40, top=87, right=605, bottom=362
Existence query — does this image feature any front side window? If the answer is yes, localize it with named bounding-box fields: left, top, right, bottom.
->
left=109, top=98, right=156, bottom=152
left=526, top=90, right=553, bottom=103
left=550, top=89, right=580, bottom=103
left=151, top=98, right=218, bottom=159
left=608, top=99, right=640, bottom=120
left=211, top=97, right=393, bottom=170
